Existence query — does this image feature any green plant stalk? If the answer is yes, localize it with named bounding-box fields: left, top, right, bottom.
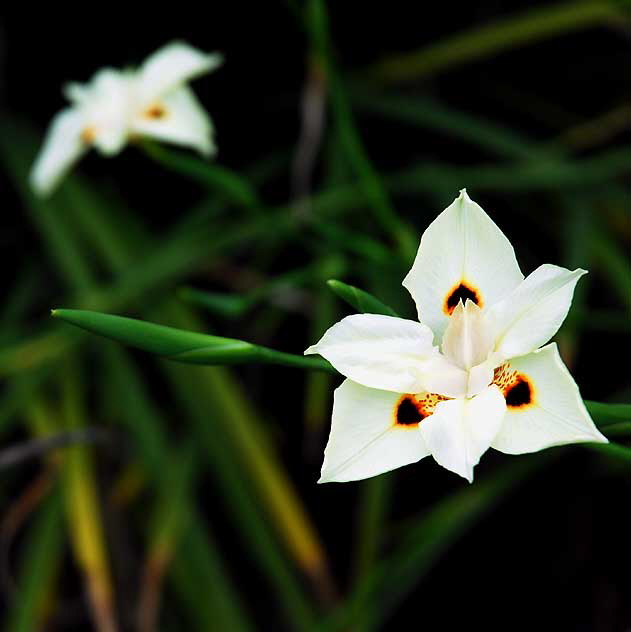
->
left=368, top=1, right=623, bottom=83
left=51, top=306, right=631, bottom=437
left=325, top=277, right=398, bottom=631
left=586, top=441, right=631, bottom=462
left=158, top=301, right=336, bottom=606
left=56, top=171, right=327, bottom=624
left=585, top=401, right=631, bottom=426
left=139, top=443, right=254, bottom=632
left=4, top=489, right=64, bottom=632
left=599, top=422, right=631, bottom=438
left=52, top=309, right=335, bottom=373
left=306, top=0, right=417, bottom=260
left=349, top=87, right=556, bottom=161
left=61, top=369, right=118, bottom=632
left=327, top=279, right=399, bottom=317
left=2, top=145, right=631, bottom=377
left=159, top=352, right=319, bottom=629
left=324, top=453, right=554, bottom=631
left=351, top=475, right=392, bottom=632
left=304, top=285, right=337, bottom=439
left=590, top=228, right=631, bottom=311
left=178, top=257, right=345, bottom=319
left=140, top=141, right=260, bottom=209
left=102, top=346, right=259, bottom=631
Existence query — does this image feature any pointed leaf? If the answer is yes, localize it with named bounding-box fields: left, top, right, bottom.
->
left=326, top=280, right=398, bottom=316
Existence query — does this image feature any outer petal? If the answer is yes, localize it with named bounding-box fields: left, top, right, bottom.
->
left=136, top=41, right=223, bottom=104
left=305, top=313, right=466, bottom=396
left=492, top=343, right=607, bottom=454
left=419, top=385, right=506, bottom=482
left=403, top=189, right=523, bottom=340
left=319, top=380, right=430, bottom=483
left=488, top=264, right=586, bottom=359
left=131, top=86, right=216, bottom=156
left=30, top=107, right=87, bottom=196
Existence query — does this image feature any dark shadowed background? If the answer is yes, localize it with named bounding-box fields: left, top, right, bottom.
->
left=1, top=2, right=630, bottom=631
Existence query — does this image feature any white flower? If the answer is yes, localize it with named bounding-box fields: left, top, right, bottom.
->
left=305, top=190, right=607, bottom=483
left=30, top=41, right=223, bottom=196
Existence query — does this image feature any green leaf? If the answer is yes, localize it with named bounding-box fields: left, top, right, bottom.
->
left=52, top=309, right=335, bottom=373
left=323, top=453, right=553, bottom=631
left=178, top=287, right=254, bottom=319
left=306, top=0, right=417, bottom=260
left=4, top=489, right=64, bottom=632
left=586, top=441, right=631, bottom=463
left=367, top=1, right=624, bottom=83
left=327, top=279, right=399, bottom=316
left=141, top=141, right=260, bottom=208
left=586, top=401, right=631, bottom=427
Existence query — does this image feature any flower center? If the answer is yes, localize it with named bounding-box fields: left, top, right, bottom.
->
left=441, top=298, right=493, bottom=371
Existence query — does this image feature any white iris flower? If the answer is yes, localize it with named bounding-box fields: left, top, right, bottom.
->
left=306, top=190, right=607, bottom=483
left=31, top=41, right=222, bottom=196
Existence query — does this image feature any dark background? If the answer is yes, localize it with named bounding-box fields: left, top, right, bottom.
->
left=1, top=3, right=630, bottom=631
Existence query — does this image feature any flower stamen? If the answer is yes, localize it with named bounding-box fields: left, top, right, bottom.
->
left=493, top=363, right=535, bottom=409
left=394, top=393, right=449, bottom=428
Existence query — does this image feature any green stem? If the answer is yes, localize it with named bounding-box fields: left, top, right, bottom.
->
left=368, top=1, right=623, bottom=83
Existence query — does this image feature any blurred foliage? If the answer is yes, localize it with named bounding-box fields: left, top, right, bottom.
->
left=1, top=1, right=630, bottom=630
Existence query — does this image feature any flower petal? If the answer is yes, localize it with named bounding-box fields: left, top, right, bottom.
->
left=305, top=313, right=466, bottom=395
left=441, top=299, right=494, bottom=370
left=30, top=107, right=87, bottom=196
left=131, top=86, right=216, bottom=156
left=136, top=41, right=223, bottom=104
left=403, top=190, right=523, bottom=340
left=86, top=69, right=135, bottom=156
left=488, top=264, right=586, bottom=359
left=419, top=385, right=506, bottom=482
left=319, top=380, right=430, bottom=483
left=492, top=343, right=607, bottom=454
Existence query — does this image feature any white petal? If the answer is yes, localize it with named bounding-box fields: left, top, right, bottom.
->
left=441, top=299, right=494, bottom=370
left=319, top=380, right=430, bottom=483
left=489, top=264, right=586, bottom=359
left=131, top=86, right=215, bottom=156
left=420, top=385, right=506, bottom=482
left=417, top=353, right=469, bottom=399
left=30, top=107, right=87, bottom=196
left=84, top=69, right=135, bottom=156
left=305, top=313, right=465, bottom=395
left=136, top=41, right=223, bottom=104
left=403, top=190, right=523, bottom=341
left=466, top=356, right=498, bottom=398
left=492, top=343, right=607, bottom=454
left=63, top=82, right=90, bottom=104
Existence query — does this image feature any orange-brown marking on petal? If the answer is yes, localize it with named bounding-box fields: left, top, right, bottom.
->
left=81, top=126, right=96, bottom=143
left=443, top=281, right=482, bottom=315
left=144, top=104, right=167, bottom=119
left=393, top=393, right=449, bottom=428
left=494, top=363, right=535, bottom=409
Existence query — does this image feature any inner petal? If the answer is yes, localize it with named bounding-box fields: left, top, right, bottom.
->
left=441, top=299, right=494, bottom=370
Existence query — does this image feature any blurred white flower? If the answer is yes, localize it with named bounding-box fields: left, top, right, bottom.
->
left=306, top=190, right=607, bottom=483
left=31, top=41, right=222, bottom=196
